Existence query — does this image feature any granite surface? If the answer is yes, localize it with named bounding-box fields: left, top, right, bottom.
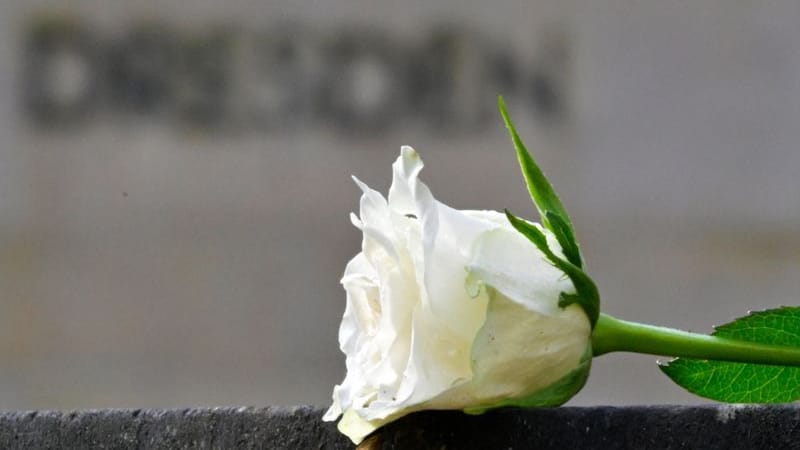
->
left=1, top=405, right=799, bottom=449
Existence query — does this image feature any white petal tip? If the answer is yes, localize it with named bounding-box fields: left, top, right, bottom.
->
left=322, top=409, right=340, bottom=422
left=394, top=146, right=424, bottom=178
left=400, top=145, right=418, bottom=159
left=349, top=212, right=363, bottom=228
left=338, top=409, right=381, bottom=445
left=352, top=176, right=376, bottom=196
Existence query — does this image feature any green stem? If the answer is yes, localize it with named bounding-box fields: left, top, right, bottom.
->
left=592, top=313, right=800, bottom=366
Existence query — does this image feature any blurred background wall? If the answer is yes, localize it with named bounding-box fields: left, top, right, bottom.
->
left=1, top=0, right=799, bottom=409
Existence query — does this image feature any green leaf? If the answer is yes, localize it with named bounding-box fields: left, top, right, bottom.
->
left=545, top=210, right=582, bottom=268
left=499, top=97, right=597, bottom=327
left=504, top=210, right=599, bottom=328
left=660, top=307, right=800, bottom=403
left=498, top=97, right=577, bottom=243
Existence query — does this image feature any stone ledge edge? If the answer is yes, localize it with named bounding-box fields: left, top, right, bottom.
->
left=1, top=405, right=799, bottom=449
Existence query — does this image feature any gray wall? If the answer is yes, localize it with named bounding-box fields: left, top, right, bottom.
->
left=0, top=0, right=799, bottom=409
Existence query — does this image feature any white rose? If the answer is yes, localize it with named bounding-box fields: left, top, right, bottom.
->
left=324, top=146, right=592, bottom=444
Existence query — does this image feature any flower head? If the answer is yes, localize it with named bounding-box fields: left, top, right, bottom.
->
left=324, top=147, right=592, bottom=444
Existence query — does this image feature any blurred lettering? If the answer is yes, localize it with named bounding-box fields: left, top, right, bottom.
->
left=23, top=19, right=99, bottom=126
left=22, top=18, right=569, bottom=134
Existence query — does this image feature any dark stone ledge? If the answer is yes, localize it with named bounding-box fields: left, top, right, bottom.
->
left=1, top=405, right=799, bottom=449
